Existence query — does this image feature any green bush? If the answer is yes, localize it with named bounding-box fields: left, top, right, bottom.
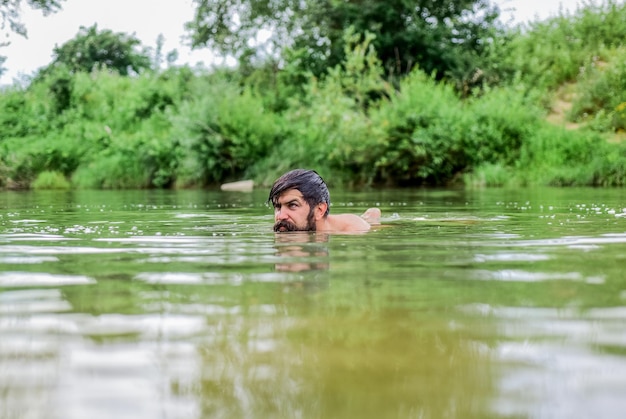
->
left=257, top=30, right=391, bottom=187
left=348, top=72, right=542, bottom=186
left=0, top=115, right=117, bottom=188
left=2, top=4, right=626, bottom=191
left=502, top=0, right=626, bottom=91
left=172, top=74, right=286, bottom=187
left=464, top=163, right=514, bottom=188
left=615, top=102, right=626, bottom=132
left=467, top=125, right=626, bottom=188
left=31, top=170, right=71, bottom=190
left=570, top=48, right=626, bottom=131
left=464, top=86, right=543, bottom=164
left=514, top=124, right=623, bottom=186
left=0, top=83, right=54, bottom=138
left=72, top=113, right=178, bottom=189
left=0, top=67, right=193, bottom=190
left=72, top=154, right=149, bottom=189
left=369, top=71, right=471, bottom=185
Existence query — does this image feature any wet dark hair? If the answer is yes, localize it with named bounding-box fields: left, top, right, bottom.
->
left=268, top=169, right=330, bottom=216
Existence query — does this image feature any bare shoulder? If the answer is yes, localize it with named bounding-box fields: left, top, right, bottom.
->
left=328, top=213, right=372, bottom=232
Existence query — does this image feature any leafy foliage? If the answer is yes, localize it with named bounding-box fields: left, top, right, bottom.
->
left=186, top=0, right=506, bottom=90
left=502, top=0, right=626, bottom=91
left=172, top=74, right=286, bottom=187
left=515, top=125, right=626, bottom=187
left=1, top=0, right=66, bottom=75
left=570, top=48, right=626, bottom=132
left=42, top=24, right=152, bottom=76
left=250, top=30, right=391, bottom=186
left=0, top=0, right=63, bottom=37
left=468, top=125, right=626, bottom=188
left=1, top=0, right=626, bottom=190
left=32, top=170, right=70, bottom=189
left=0, top=67, right=193, bottom=189
left=499, top=0, right=626, bottom=133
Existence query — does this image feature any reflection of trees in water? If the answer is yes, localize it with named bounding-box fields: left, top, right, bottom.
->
left=0, top=288, right=66, bottom=419
left=183, top=294, right=495, bottom=418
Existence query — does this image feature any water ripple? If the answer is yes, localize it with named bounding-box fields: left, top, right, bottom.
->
left=0, top=272, right=95, bottom=287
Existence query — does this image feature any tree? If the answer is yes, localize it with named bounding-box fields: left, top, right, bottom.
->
left=1, top=0, right=63, bottom=37
left=185, top=0, right=505, bottom=89
left=1, top=0, right=65, bottom=76
left=46, top=24, right=152, bottom=76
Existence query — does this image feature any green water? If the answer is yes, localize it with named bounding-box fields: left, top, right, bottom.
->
left=1, top=188, right=625, bottom=419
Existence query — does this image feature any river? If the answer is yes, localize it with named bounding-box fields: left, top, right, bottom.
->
left=1, top=187, right=625, bottom=419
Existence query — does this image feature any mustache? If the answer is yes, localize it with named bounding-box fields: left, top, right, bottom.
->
left=274, top=220, right=298, bottom=232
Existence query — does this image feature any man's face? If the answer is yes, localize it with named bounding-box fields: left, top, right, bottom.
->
left=273, top=189, right=316, bottom=232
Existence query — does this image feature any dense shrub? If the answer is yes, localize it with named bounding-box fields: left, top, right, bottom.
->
left=463, top=86, right=543, bottom=164
left=0, top=68, right=193, bottom=189
left=32, top=171, right=71, bottom=190
left=368, top=73, right=541, bottom=186
left=254, top=30, right=391, bottom=187
left=503, top=0, right=626, bottom=91
left=1, top=2, right=626, bottom=190
left=72, top=114, right=178, bottom=189
left=469, top=124, right=626, bottom=187
left=171, top=75, right=286, bottom=187
left=570, top=48, right=626, bottom=132
left=370, top=71, right=465, bottom=185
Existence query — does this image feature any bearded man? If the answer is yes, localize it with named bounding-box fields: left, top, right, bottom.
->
left=268, top=169, right=380, bottom=233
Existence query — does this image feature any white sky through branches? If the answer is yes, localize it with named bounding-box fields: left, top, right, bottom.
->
left=0, top=0, right=592, bottom=85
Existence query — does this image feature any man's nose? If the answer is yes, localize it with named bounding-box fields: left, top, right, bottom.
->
left=275, top=208, right=288, bottom=220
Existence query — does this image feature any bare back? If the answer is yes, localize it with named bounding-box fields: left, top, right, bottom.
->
left=317, top=208, right=381, bottom=233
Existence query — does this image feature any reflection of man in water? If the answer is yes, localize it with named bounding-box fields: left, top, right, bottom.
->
left=274, top=232, right=330, bottom=272
left=269, top=169, right=380, bottom=233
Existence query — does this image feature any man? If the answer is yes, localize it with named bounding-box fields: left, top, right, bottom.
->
left=268, top=169, right=381, bottom=233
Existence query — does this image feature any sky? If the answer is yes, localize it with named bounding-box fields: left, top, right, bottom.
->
left=0, top=0, right=586, bottom=85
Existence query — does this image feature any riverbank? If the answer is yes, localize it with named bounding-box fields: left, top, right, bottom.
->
left=1, top=1, right=626, bottom=190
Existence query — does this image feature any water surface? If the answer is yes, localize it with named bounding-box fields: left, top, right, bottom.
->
left=1, top=188, right=625, bottom=419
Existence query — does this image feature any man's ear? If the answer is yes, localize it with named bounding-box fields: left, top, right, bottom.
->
left=314, top=203, right=328, bottom=220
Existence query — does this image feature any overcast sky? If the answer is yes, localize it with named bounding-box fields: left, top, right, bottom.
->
left=0, top=0, right=588, bottom=85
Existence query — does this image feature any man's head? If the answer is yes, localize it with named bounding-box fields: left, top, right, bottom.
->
left=268, top=169, right=330, bottom=232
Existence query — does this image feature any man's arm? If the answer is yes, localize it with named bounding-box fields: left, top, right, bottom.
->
left=361, top=208, right=381, bottom=225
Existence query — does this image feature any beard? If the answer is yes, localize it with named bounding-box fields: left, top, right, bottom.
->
left=273, top=220, right=299, bottom=232
left=273, top=208, right=317, bottom=232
